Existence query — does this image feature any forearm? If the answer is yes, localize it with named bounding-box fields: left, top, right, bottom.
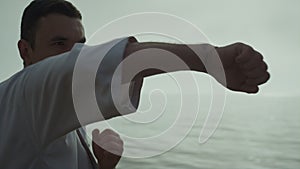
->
left=124, top=42, right=215, bottom=77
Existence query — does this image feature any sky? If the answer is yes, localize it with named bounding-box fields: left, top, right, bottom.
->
left=0, top=0, right=299, bottom=97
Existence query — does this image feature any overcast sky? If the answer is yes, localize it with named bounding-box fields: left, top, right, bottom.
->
left=1, top=0, right=299, bottom=96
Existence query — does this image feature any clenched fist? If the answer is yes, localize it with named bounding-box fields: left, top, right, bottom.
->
left=214, top=42, right=270, bottom=93
left=92, top=129, right=124, bottom=169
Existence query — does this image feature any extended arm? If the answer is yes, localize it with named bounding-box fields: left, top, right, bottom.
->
left=124, top=41, right=270, bottom=93
left=22, top=37, right=269, bottom=148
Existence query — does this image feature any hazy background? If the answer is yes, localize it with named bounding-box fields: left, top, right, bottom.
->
left=1, top=0, right=300, bottom=96
left=1, top=0, right=299, bottom=168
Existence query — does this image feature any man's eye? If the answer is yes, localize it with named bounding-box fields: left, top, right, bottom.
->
left=53, top=41, right=65, bottom=46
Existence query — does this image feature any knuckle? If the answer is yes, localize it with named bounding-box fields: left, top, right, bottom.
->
left=119, top=139, right=124, bottom=146
left=261, top=62, right=268, bottom=70
left=245, top=45, right=254, bottom=54
left=254, top=53, right=263, bottom=61
left=102, top=129, right=118, bottom=135
left=235, top=42, right=245, bottom=46
left=265, top=72, right=271, bottom=81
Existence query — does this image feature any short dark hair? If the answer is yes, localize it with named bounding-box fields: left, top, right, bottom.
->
left=20, top=0, right=82, bottom=48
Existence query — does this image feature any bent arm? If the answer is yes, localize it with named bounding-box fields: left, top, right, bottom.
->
left=23, top=38, right=138, bottom=148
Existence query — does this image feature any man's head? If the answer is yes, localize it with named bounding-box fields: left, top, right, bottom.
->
left=18, top=0, right=86, bottom=67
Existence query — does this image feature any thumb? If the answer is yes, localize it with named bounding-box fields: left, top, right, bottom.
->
left=92, top=129, right=100, bottom=140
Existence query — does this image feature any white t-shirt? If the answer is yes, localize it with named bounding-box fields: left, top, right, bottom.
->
left=0, top=37, right=143, bottom=169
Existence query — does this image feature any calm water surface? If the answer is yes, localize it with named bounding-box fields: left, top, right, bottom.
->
left=89, top=94, right=300, bottom=169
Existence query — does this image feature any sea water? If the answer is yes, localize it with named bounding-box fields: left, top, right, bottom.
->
left=88, top=92, right=300, bottom=169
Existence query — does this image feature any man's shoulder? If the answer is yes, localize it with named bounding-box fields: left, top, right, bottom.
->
left=0, top=70, right=26, bottom=91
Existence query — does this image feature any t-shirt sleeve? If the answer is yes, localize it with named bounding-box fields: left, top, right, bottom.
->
left=23, top=37, right=143, bottom=147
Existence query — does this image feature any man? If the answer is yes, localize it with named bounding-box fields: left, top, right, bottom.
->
left=1, top=1, right=124, bottom=169
left=0, top=0, right=270, bottom=169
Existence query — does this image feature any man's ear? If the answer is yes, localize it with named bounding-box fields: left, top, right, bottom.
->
left=17, top=39, right=32, bottom=67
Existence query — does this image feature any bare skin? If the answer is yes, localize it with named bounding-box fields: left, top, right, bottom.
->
left=18, top=13, right=85, bottom=66
left=92, top=129, right=124, bottom=169
left=214, top=42, right=269, bottom=93
left=125, top=42, right=269, bottom=94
